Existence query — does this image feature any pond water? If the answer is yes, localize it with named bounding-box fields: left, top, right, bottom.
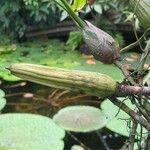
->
left=1, top=80, right=127, bottom=150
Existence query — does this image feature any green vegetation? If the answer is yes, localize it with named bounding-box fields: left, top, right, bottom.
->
left=0, top=0, right=150, bottom=149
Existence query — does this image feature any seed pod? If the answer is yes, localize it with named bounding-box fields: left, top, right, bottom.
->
left=129, top=0, right=150, bottom=30
left=82, top=21, right=121, bottom=64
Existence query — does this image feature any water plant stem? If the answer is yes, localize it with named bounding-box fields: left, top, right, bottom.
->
left=109, top=97, right=150, bottom=131
left=59, top=0, right=86, bottom=28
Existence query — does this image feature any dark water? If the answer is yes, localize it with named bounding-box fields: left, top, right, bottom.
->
left=1, top=80, right=127, bottom=150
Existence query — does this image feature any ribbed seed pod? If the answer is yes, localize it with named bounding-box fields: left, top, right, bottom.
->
left=130, top=0, right=150, bottom=30
left=82, top=21, right=121, bottom=64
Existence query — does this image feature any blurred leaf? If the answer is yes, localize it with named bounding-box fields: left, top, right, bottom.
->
left=0, top=113, right=65, bottom=150
left=0, top=89, right=6, bottom=111
left=0, top=40, right=82, bottom=81
left=53, top=106, right=107, bottom=132
left=71, top=145, right=85, bottom=150
left=0, top=98, right=6, bottom=112
left=71, top=0, right=87, bottom=11
left=94, top=4, right=102, bottom=14
left=60, top=11, right=68, bottom=21
left=0, top=89, right=5, bottom=98
left=65, top=31, right=82, bottom=51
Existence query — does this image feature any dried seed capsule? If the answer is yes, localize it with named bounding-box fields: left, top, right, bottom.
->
left=82, top=21, right=121, bottom=64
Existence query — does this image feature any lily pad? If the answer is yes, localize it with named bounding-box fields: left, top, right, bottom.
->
left=0, top=113, right=65, bottom=150
left=0, top=89, right=6, bottom=111
left=71, top=145, right=85, bottom=150
left=0, top=98, right=6, bottom=112
left=101, top=98, right=147, bottom=137
left=53, top=106, right=107, bottom=132
left=0, top=89, right=5, bottom=98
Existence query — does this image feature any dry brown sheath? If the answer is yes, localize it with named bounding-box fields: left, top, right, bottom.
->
left=82, top=21, right=121, bottom=64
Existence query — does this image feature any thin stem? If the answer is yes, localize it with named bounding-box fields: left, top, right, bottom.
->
left=60, top=0, right=86, bottom=28
left=128, top=120, right=138, bottom=150
left=96, top=131, right=110, bottom=150
left=67, top=132, right=92, bottom=150
left=120, top=27, right=150, bottom=53
left=137, top=40, right=150, bottom=72
left=145, top=134, right=150, bottom=150
left=109, top=97, right=150, bottom=131
left=5, top=92, right=24, bottom=97
left=116, top=85, right=150, bottom=96
left=53, top=0, right=67, bottom=11
left=114, top=61, right=136, bottom=85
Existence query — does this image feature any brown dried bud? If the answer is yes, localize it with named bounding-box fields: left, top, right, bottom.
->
left=82, top=21, right=121, bottom=64
left=87, top=0, right=96, bottom=5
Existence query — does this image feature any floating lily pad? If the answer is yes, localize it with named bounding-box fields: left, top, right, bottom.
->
left=0, top=89, right=5, bottom=98
left=71, top=145, right=85, bottom=150
left=0, top=113, right=65, bottom=150
left=0, top=89, right=6, bottom=111
left=0, top=98, right=6, bottom=111
left=101, top=98, right=147, bottom=137
left=53, top=106, right=107, bottom=132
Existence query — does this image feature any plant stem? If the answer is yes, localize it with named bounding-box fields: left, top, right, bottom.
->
left=96, top=131, right=110, bottom=150
left=114, top=61, right=136, bottom=85
left=60, top=0, right=86, bottom=28
left=120, top=27, right=150, bottom=53
left=137, top=39, right=150, bottom=72
left=116, top=85, right=150, bottom=96
left=128, top=120, right=138, bottom=150
left=109, top=97, right=150, bottom=131
left=67, top=132, right=92, bottom=150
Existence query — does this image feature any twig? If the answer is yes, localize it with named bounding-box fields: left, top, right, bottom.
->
left=120, top=27, right=150, bottom=53
left=67, top=132, right=91, bottom=150
left=7, top=102, right=30, bottom=106
left=5, top=92, right=25, bottom=97
left=137, top=40, right=150, bottom=72
left=133, top=95, right=150, bottom=122
left=128, top=120, right=138, bottom=150
left=122, top=120, right=138, bottom=150
left=116, top=85, right=150, bottom=96
left=109, top=97, right=150, bottom=131
left=114, top=61, right=136, bottom=85
left=96, top=131, right=110, bottom=150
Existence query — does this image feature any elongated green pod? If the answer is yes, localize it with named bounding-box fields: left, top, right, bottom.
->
left=8, top=63, right=117, bottom=98
left=130, top=0, right=150, bottom=30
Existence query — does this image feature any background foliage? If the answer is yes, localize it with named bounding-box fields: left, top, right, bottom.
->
left=0, top=0, right=130, bottom=42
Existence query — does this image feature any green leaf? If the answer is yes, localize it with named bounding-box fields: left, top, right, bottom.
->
left=94, top=4, right=102, bottom=14
left=0, top=113, right=65, bottom=150
left=71, top=145, right=85, bottom=150
left=0, top=89, right=5, bottom=98
left=53, top=106, right=107, bottom=132
left=0, top=98, right=6, bottom=111
left=0, top=89, right=6, bottom=111
left=101, top=98, right=147, bottom=137
left=71, top=0, right=86, bottom=11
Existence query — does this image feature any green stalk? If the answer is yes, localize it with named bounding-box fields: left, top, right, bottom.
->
left=54, top=0, right=67, bottom=12
left=59, top=0, right=86, bottom=28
